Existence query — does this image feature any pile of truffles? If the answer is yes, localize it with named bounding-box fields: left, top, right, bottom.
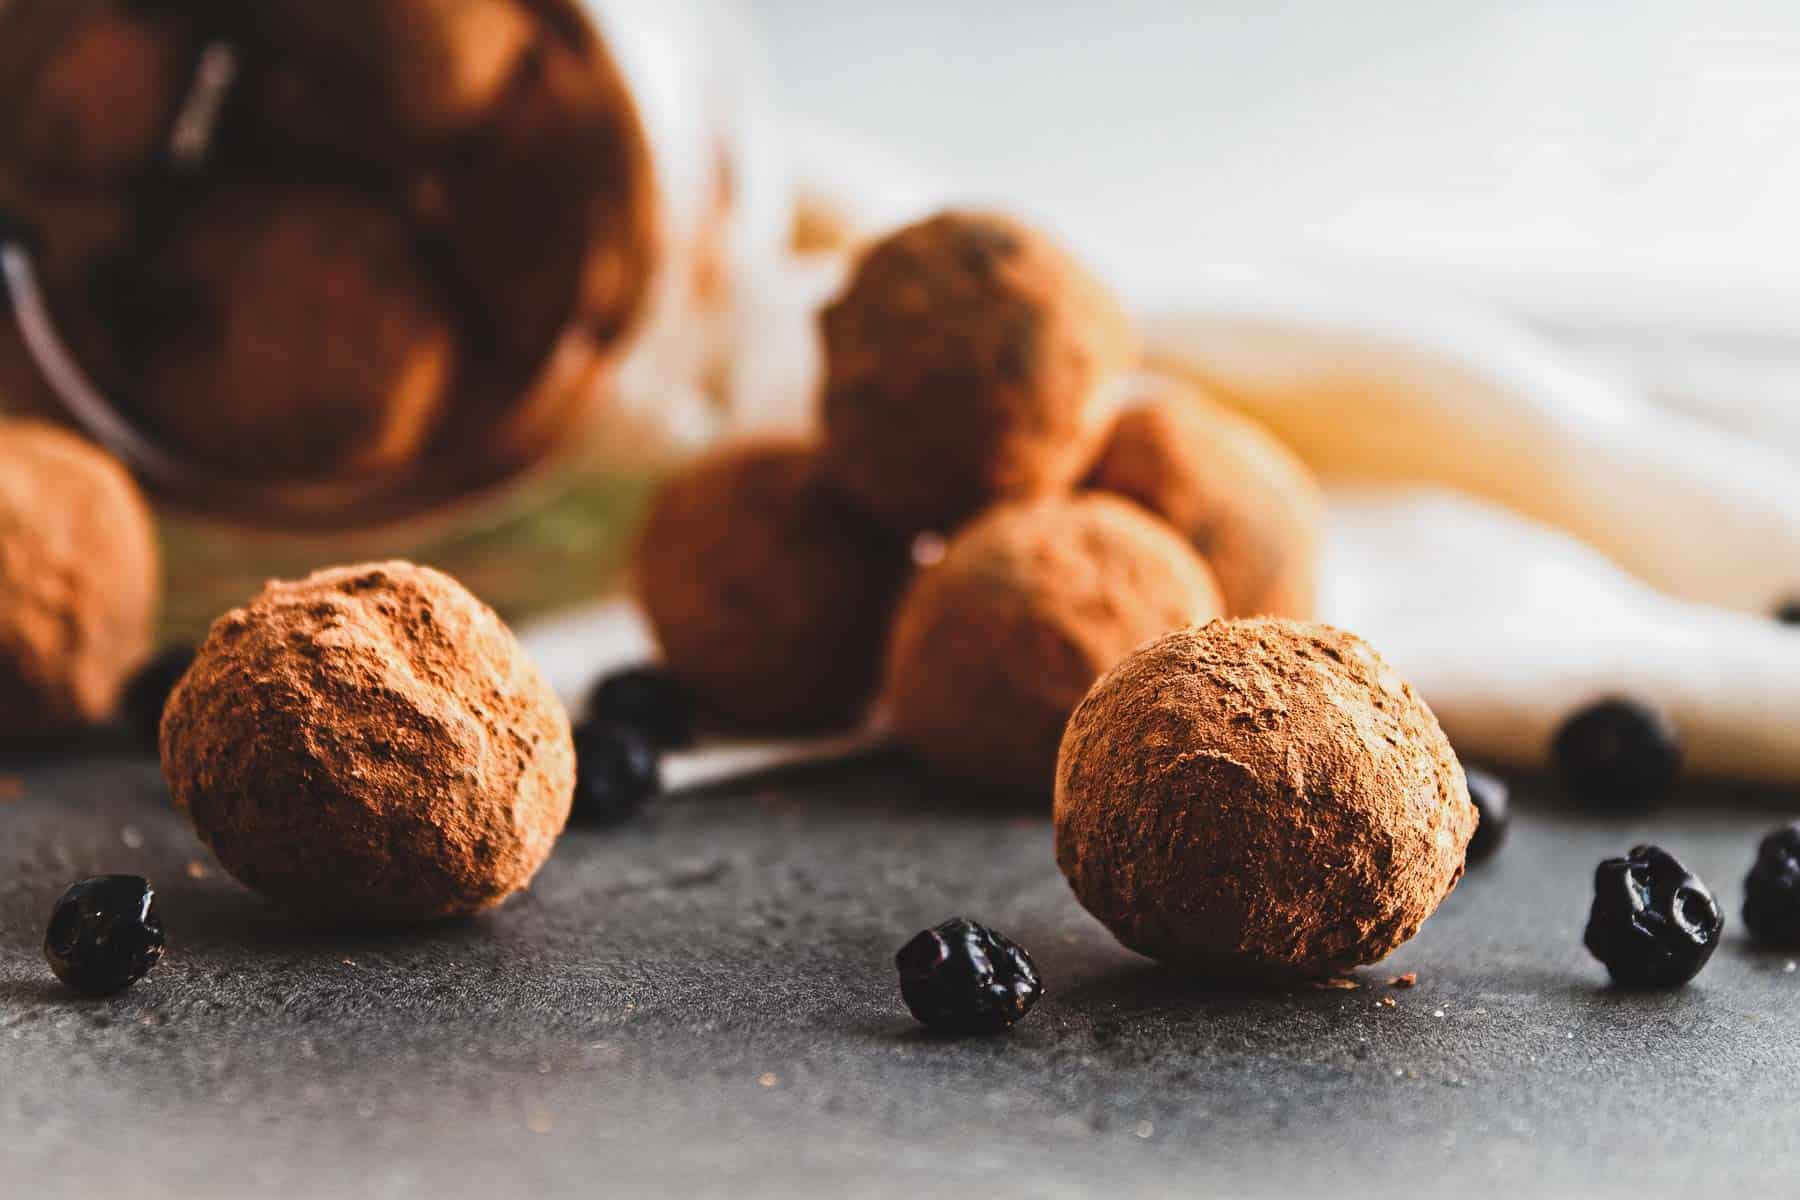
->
left=0, top=420, right=158, bottom=739
left=634, top=210, right=1322, bottom=796
left=160, top=561, right=574, bottom=921
left=0, top=0, right=655, bottom=505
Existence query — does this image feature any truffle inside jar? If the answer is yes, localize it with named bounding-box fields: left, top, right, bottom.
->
left=0, top=0, right=661, bottom=514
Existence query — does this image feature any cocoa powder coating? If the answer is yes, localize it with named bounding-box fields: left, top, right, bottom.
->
left=820, top=211, right=1139, bottom=535
left=160, top=561, right=573, bottom=921
left=0, top=421, right=159, bottom=738
left=1054, top=619, right=1476, bottom=979
left=634, top=438, right=911, bottom=733
left=1088, top=382, right=1324, bottom=619
left=885, top=495, right=1224, bottom=798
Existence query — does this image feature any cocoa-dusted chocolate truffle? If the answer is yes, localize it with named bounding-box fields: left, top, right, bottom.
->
left=820, top=211, right=1139, bottom=535
left=131, top=185, right=455, bottom=481
left=257, top=0, right=537, bottom=146
left=885, top=495, right=1224, bottom=797
left=0, top=421, right=159, bottom=739
left=634, top=438, right=910, bottom=733
left=12, top=5, right=190, bottom=181
left=1088, top=381, right=1323, bottom=619
left=1055, top=619, right=1476, bottom=980
left=160, top=562, right=573, bottom=922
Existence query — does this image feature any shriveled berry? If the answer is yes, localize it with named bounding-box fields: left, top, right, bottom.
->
left=44, top=875, right=165, bottom=997
left=1463, top=767, right=1509, bottom=866
left=572, top=720, right=662, bottom=827
left=1584, top=845, right=1722, bottom=988
left=896, top=917, right=1042, bottom=1035
left=586, top=666, right=697, bottom=750
left=1551, top=698, right=1682, bottom=811
left=121, top=644, right=196, bottom=752
left=1743, top=822, right=1800, bottom=945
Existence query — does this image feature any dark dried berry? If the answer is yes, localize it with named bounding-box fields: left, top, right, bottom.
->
left=1551, top=698, right=1683, bottom=811
left=1777, top=600, right=1800, bottom=627
left=1463, top=767, right=1509, bottom=866
left=1743, top=822, right=1800, bottom=945
left=586, top=666, right=697, bottom=750
left=121, top=644, right=196, bottom=752
left=572, top=720, right=662, bottom=827
left=44, top=875, right=165, bottom=997
left=1584, top=845, right=1722, bottom=988
left=896, top=917, right=1042, bottom=1035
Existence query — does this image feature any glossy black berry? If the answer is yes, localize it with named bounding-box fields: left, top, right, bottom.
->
left=586, top=666, right=697, bottom=750
left=1463, top=768, right=1509, bottom=866
left=572, top=720, right=663, bottom=827
left=121, top=644, right=196, bottom=752
left=1551, top=698, right=1683, bottom=811
left=1743, top=822, right=1800, bottom=945
left=1777, top=600, right=1800, bottom=628
left=44, top=876, right=165, bottom=997
left=896, top=917, right=1043, bottom=1035
left=1583, top=845, right=1722, bottom=988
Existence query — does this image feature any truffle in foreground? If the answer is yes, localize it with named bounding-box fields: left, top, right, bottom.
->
left=44, top=875, right=165, bottom=998
left=820, top=211, right=1139, bottom=534
left=0, top=421, right=160, bottom=740
left=634, top=438, right=910, bottom=733
left=1054, top=619, right=1476, bottom=979
left=1584, top=845, right=1722, bottom=988
left=885, top=495, right=1223, bottom=797
left=160, top=562, right=574, bottom=922
left=896, top=918, right=1043, bottom=1035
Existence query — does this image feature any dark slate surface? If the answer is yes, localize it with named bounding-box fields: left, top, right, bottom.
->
left=2, top=744, right=1798, bottom=1199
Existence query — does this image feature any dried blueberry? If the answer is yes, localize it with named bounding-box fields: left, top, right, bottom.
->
left=121, top=644, right=196, bottom=753
left=44, top=875, right=165, bottom=997
left=586, top=666, right=697, bottom=750
left=1743, top=822, right=1800, bottom=945
left=1583, top=845, right=1722, bottom=988
left=1551, top=698, right=1683, bottom=811
left=1464, top=767, right=1509, bottom=866
left=896, top=917, right=1042, bottom=1035
left=571, top=720, right=662, bottom=827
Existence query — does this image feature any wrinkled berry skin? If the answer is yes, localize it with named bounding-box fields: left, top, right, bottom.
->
left=1584, top=846, right=1722, bottom=988
left=586, top=666, right=697, bottom=750
left=1464, top=767, right=1510, bottom=866
left=121, top=644, right=196, bottom=753
left=896, top=917, right=1043, bottom=1035
left=1551, top=699, right=1683, bottom=811
left=1743, top=823, right=1800, bottom=945
left=44, top=876, right=165, bottom=997
left=571, top=721, right=663, bottom=827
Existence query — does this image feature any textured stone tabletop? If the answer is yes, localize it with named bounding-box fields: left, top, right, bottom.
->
left=2, top=743, right=1797, bottom=1199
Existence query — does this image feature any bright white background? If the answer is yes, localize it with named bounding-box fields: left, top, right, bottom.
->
left=751, top=1, right=1800, bottom=337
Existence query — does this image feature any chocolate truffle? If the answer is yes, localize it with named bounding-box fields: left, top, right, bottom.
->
left=1088, top=381, right=1324, bottom=618
left=820, top=211, right=1139, bottom=535
left=160, top=562, right=573, bottom=922
left=0, top=421, right=159, bottom=739
left=132, top=186, right=455, bottom=481
left=257, top=0, right=538, bottom=148
left=634, top=438, right=910, bottom=733
left=885, top=495, right=1224, bottom=797
left=1055, top=619, right=1476, bottom=979
left=14, top=6, right=190, bottom=181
